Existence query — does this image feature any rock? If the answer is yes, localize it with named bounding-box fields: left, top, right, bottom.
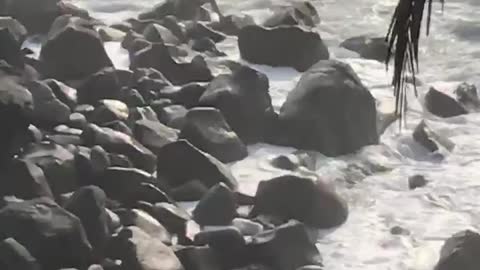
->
left=110, top=226, right=183, bottom=270
left=270, top=155, right=300, bottom=171
left=0, top=24, right=23, bottom=67
left=413, top=120, right=439, bottom=152
left=138, top=0, right=207, bottom=21
left=152, top=202, right=190, bottom=236
left=78, top=67, right=122, bottom=105
left=90, top=100, right=129, bottom=124
left=130, top=42, right=213, bottom=85
left=185, top=22, right=226, bottom=43
left=340, top=36, right=389, bottom=62
left=64, top=186, right=110, bottom=253
left=390, top=226, right=410, bottom=236
left=170, top=180, right=209, bottom=202
left=160, top=83, right=206, bottom=108
left=238, top=25, right=329, bottom=72
left=0, top=0, right=61, bottom=33
left=97, top=167, right=158, bottom=204
left=103, top=120, right=133, bottom=137
left=408, top=175, right=428, bottom=190
left=0, top=158, right=54, bottom=199
left=208, top=14, right=255, bottom=36
left=180, top=107, right=247, bottom=163
left=190, top=37, right=226, bottom=56
left=193, top=183, right=237, bottom=226
left=134, top=116, right=179, bottom=154
left=454, top=82, right=479, bottom=111
left=132, top=67, right=172, bottom=100
left=82, top=124, right=156, bottom=173
left=175, top=246, right=222, bottom=270
left=435, top=230, right=480, bottom=270
left=232, top=218, right=263, bottom=236
left=0, top=17, right=28, bottom=43
left=274, top=60, right=378, bottom=156
left=250, top=175, right=348, bottom=229
left=121, top=88, right=145, bottom=107
left=69, top=112, right=88, bottom=129
left=425, top=87, right=468, bottom=118
left=0, top=197, right=92, bottom=269
left=45, top=79, right=78, bottom=109
left=0, top=74, right=33, bottom=165
left=157, top=104, right=188, bottom=129
left=143, top=23, right=180, bottom=44
left=249, top=221, right=322, bottom=270
left=40, top=15, right=113, bottom=81
left=28, top=80, right=71, bottom=126
left=20, top=142, right=78, bottom=197
left=75, top=146, right=110, bottom=185
left=263, top=2, right=320, bottom=28
left=199, top=65, right=275, bottom=144
left=156, top=140, right=238, bottom=189
left=123, top=209, right=171, bottom=244
left=0, top=238, right=40, bottom=270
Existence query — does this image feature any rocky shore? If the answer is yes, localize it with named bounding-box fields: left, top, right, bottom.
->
left=0, top=0, right=478, bottom=269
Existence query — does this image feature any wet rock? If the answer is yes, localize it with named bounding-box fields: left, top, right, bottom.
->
left=274, top=60, right=378, bottom=156
left=232, top=218, right=263, bottom=236
left=69, top=112, right=88, bottom=129
left=156, top=140, right=238, bottom=189
left=251, top=175, right=348, bottom=229
left=435, top=230, right=480, bottom=270
left=109, top=226, right=183, bottom=270
left=0, top=25, right=24, bottom=67
left=0, top=17, right=28, bottom=43
left=90, top=100, right=129, bottom=124
left=102, top=120, right=133, bottom=137
left=121, top=88, right=146, bottom=107
left=0, top=238, right=40, bottom=270
left=40, top=15, right=113, bottom=80
left=74, top=146, right=110, bottom=185
left=138, top=0, right=208, bottom=21
left=0, top=74, right=33, bottom=165
left=208, top=14, right=255, bottom=36
left=413, top=120, right=439, bottom=152
left=64, top=186, right=110, bottom=253
left=98, top=26, right=125, bottom=42
left=78, top=67, right=122, bottom=105
left=45, top=79, right=78, bottom=109
left=175, top=246, right=222, bottom=270
left=109, top=153, right=133, bottom=168
left=131, top=42, right=213, bottom=85
left=390, top=226, right=410, bottom=236
left=408, top=174, right=428, bottom=190
left=0, top=158, right=53, bottom=199
left=20, top=142, right=78, bottom=197
left=454, top=82, right=479, bottom=111
left=193, top=183, right=237, bottom=226
left=159, top=83, right=206, bottom=108
left=185, top=22, right=226, bottom=43
left=263, top=2, right=320, bottom=28
left=143, top=23, right=180, bottom=44
left=157, top=104, right=188, bottom=129
left=238, top=25, right=329, bottom=72
left=170, top=180, right=209, bottom=202
left=340, top=36, right=389, bottom=62
left=190, top=37, right=226, bottom=56
left=0, top=0, right=62, bottom=33
left=270, top=155, right=300, bottom=171
left=28, top=80, right=71, bottom=126
left=249, top=221, right=322, bottom=270
left=82, top=124, right=156, bottom=172
left=425, top=87, right=468, bottom=118
left=0, top=197, right=92, bottom=269
left=134, top=115, right=179, bottom=154
left=118, top=209, right=171, bottom=244
left=152, top=202, right=190, bottom=236
left=180, top=107, right=247, bottom=163
left=199, top=65, right=275, bottom=144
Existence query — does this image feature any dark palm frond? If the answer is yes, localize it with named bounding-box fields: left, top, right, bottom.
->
left=385, top=0, right=445, bottom=127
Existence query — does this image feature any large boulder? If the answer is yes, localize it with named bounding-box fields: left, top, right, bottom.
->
left=82, top=124, right=157, bottom=173
left=156, top=140, right=238, bottom=190
left=435, top=230, right=480, bottom=270
left=249, top=221, right=322, bottom=270
left=40, top=15, right=113, bottom=81
left=340, top=36, right=389, bottom=62
left=238, top=25, right=329, bottom=72
left=77, top=67, right=122, bottom=105
left=180, top=107, right=247, bottom=163
left=424, top=87, right=467, bottom=118
left=199, top=65, right=275, bottom=144
left=0, top=197, right=92, bottom=269
left=250, top=175, right=348, bottom=229
left=0, top=75, right=33, bottom=166
left=274, top=60, right=378, bottom=156
left=0, top=0, right=61, bottom=33
left=131, top=42, right=213, bottom=85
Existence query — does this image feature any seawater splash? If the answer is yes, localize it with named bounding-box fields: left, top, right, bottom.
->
left=60, top=0, right=480, bottom=269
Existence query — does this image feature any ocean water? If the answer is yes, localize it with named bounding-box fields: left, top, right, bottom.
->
left=64, top=0, right=480, bottom=269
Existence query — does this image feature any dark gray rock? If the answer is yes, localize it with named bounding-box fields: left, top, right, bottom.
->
left=408, top=175, right=428, bottom=190
left=193, top=183, right=237, bottom=226
left=435, top=230, right=480, bottom=270
left=0, top=17, right=28, bottom=43
left=45, top=79, right=78, bottom=109
left=274, top=60, right=378, bottom=156
left=425, top=87, right=468, bottom=118
left=28, top=80, right=71, bottom=126
left=134, top=114, right=179, bottom=154
left=263, top=1, right=320, bottom=28
left=251, top=175, right=348, bottom=229
left=238, top=25, right=329, bottom=72
left=159, top=83, right=206, bottom=108
left=157, top=104, right=188, bottom=129
left=143, top=23, right=180, bottom=44
left=175, top=246, right=222, bottom=270
left=78, top=67, right=122, bottom=105
left=0, top=238, right=40, bottom=270
left=152, top=202, right=190, bottom=236
left=0, top=0, right=61, bottom=33
left=170, top=179, right=209, bottom=202
left=340, top=36, right=389, bottom=62
left=208, top=14, right=255, bottom=36
left=413, top=120, right=439, bottom=152
left=455, top=82, right=479, bottom=111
